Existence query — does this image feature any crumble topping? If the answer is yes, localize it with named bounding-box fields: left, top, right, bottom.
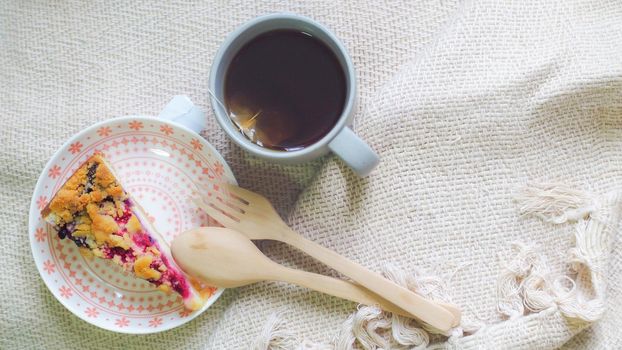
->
left=134, top=255, right=162, bottom=280
left=126, top=215, right=142, bottom=234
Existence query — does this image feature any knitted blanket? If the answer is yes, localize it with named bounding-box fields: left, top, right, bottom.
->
left=2, top=1, right=621, bottom=349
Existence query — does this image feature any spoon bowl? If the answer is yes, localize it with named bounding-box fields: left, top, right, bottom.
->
left=172, top=227, right=279, bottom=287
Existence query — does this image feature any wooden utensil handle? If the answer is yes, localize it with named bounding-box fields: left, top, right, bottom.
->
left=279, top=229, right=460, bottom=330
left=276, top=266, right=412, bottom=318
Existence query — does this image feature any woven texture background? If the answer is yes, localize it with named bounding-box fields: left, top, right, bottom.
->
left=1, top=0, right=622, bottom=349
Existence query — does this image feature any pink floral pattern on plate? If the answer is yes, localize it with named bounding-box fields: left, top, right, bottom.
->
left=29, top=116, right=236, bottom=334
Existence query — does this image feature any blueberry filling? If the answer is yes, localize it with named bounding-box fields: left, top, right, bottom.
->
left=57, top=222, right=75, bottom=238
left=170, top=276, right=184, bottom=294
left=57, top=225, right=70, bottom=239
left=84, top=163, right=98, bottom=193
left=160, top=255, right=190, bottom=297
left=58, top=224, right=88, bottom=247
left=71, top=236, right=88, bottom=248
left=132, top=233, right=154, bottom=250
left=115, top=205, right=132, bottom=224
left=104, top=246, right=135, bottom=263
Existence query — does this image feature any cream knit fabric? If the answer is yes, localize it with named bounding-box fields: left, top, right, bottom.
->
left=2, top=0, right=622, bottom=349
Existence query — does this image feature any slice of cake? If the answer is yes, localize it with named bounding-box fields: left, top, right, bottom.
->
left=41, top=154, right=212, bottom=310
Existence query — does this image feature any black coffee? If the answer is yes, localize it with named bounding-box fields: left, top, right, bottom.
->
left=224, top=29, right=346, bottom=151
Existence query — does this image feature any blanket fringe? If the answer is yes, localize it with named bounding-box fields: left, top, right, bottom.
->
left=502, top=183, right=622, bottom=323
left=514, top=182, right=595, bottom=223
left=255, top=182, right=621, bottom=349
left=252, top=311, right=300, bottom=350
left=256, top=265, right=469, bottom=350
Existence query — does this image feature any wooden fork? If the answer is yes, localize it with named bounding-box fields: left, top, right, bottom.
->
left=194, top=184, right=461, bottom=331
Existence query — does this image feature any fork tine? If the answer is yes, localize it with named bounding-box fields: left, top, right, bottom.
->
left=223, top=184, right=279, bottom=217
left=224, top=184, right=263, bottom=205
left=199, top=196, right=232, bottom=214
left=205, top=195, right=246, bottom=215
left=192, top=197, right=240, bottom=227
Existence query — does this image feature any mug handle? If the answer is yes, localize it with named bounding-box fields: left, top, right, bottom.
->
left=157, top=95, right=206, bottom=134
left=328, top=127, right=379, bottom=177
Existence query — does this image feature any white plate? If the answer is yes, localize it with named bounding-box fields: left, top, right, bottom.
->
left=29, top=112, right=236, bottom=334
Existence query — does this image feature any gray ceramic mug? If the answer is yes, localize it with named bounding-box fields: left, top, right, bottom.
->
left=209, top=13, right=379, bottom=177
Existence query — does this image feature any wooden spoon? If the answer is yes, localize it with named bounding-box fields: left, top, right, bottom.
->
left=171, top=227, right=455, bottom=331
